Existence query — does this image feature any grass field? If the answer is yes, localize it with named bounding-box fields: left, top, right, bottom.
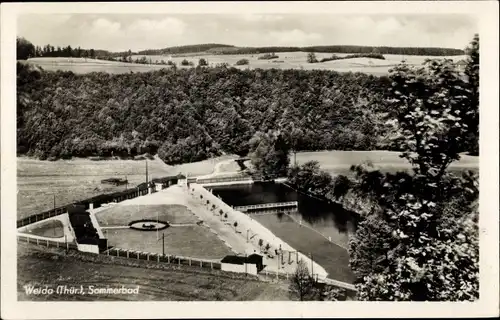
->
left=253, top=214, right=356, bottom=284
left=16, top=155, right=234, bottom=219
left=292, top=150, right=479, bottom=176
left=95, top=204, right=199, bottom=226
left=19, top=219, right=64, bottom=238
left=104, top=225, right=233, bottom=259
left=23, top=58, right=169, bottom=74
left=17, top=243, right=291, bottom=301
left=25, top=53, right=467, bottom=75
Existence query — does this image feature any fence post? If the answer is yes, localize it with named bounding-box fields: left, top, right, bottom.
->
left=211, top=262, right=213, bottom=270
left=127, top=251, right=129, bottom=259
left=189, top=258, right=191, bottom=266
left=147, top=254, right=149, bottom=261
left=66, top=241, right=69, bottom=251
left=36, top=238, right=39, bottom=245
left=178, top=258, right=180, bottom=266
left=47, top=239, right=49, bottom=247
left=107, top=248, right=109, bottom=256
left=167, top=255, right=170, bottom=264
left=57, top=241, right=59, bottom=248
left=137, top=252, right=139, bottom=260
left=157, top=254, right=160, bottom=263
left=200, top=260, right=202, bottom=268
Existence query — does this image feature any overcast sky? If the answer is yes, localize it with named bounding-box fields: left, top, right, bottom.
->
left=17, top=14, right=478, bottom=52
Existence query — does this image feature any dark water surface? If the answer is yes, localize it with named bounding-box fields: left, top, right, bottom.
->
left=209, top=182, right=357, bottom=282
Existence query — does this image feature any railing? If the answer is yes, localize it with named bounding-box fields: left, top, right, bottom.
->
left=104, top=247, right=222, bottom=270
left=17, top=235, right=222, bottom=270
left=196, top=175, right=253, bottom=184
left=234, top=201, right=298, bottom=212
left=17, top=234, right=78, bottom=250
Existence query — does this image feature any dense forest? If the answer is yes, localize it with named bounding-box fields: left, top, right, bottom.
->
left=16, top=37, right=121, bottom=60
left=138, top=44, right=465, bottom=56
left=17, top=63, right=396, bottom=163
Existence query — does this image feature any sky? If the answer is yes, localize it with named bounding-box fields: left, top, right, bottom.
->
left=17, top=14, right=478, bottom=52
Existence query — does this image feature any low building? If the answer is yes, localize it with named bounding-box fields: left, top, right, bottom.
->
left=221, top=254, right=264, bottom=275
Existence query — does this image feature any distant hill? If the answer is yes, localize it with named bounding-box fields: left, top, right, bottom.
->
left=137, top=44, right=236, bottom=55
left=136, top=44, right=465, bottom=57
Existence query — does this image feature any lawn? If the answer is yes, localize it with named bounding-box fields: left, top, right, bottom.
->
left=17, top=243, right=290, bottom=301
left=105, top=225, right=233, bottom=259
left=19, top=219, right=64, bottom=238
left=253, top=213, right=356, bottom=284
left=16, top=155, right=233, bottom=219
left=95, top=204, right=199, bottom=226
left=26, top=53, right=467, bottom=75
left=293, top=150, right=479, bottom=176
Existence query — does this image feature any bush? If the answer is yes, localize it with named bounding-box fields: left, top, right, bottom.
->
left=235, top=59, right=249, bottom=66
left=258, top=53, right=279, bottom=60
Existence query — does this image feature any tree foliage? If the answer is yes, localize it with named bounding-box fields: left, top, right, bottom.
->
left=17, top=37, right=35, bottom=60
left=248, top=130, right=290, bottom=179
left=345, top=35, right=480, bottom=301
left=289, top=259, right=319, bottom=301
left=17, top=63, right=396, bottom=162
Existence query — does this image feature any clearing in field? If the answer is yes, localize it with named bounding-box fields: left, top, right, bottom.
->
left=26, top=53, right=467, bottom=75
left=293, top=150, right=479, bottom=176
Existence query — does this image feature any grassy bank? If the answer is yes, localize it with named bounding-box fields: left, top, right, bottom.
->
left=17, top=243, right=290, bottom=301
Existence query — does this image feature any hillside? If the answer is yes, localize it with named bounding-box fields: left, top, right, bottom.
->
left=16, top=61, right=392, bottom=163
left=18, top=243, right=291, bottom=301
left=136, top=43, right=465, bottom=56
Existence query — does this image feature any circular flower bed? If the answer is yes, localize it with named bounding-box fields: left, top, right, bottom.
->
left=128, top=219, right=170, bottom=231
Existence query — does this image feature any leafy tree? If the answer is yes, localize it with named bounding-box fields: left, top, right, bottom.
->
left=307, top=52, right=318, bottom=63
left=249, top=130, right=290, bottom=179
left=198, top=58, right=208, bottom=67
left=289, top=259, right=319, bottom=301
left=463, top=34, right=479, bottom=156
left=16, top=37, right=35, bottom=60
left=347, top=39, right=480, bottom=300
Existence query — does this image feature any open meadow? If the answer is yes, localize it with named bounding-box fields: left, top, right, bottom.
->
left=25, top=52, right=467, bottom=75
left=16, top=155, right=235, bottom=219
left=292, top=150, right=479, bottom=176
left=23, top=57, right=169, bottom=74
left=17, top=243, right=290, bottom=301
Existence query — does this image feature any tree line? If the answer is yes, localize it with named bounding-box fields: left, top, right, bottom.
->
left=145, top=44, right=464, bottom=56
left=17, top=62, right=398, bottom=162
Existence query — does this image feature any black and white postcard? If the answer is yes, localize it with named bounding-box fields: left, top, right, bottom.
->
left=1, top=1, right=498, bottom=319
